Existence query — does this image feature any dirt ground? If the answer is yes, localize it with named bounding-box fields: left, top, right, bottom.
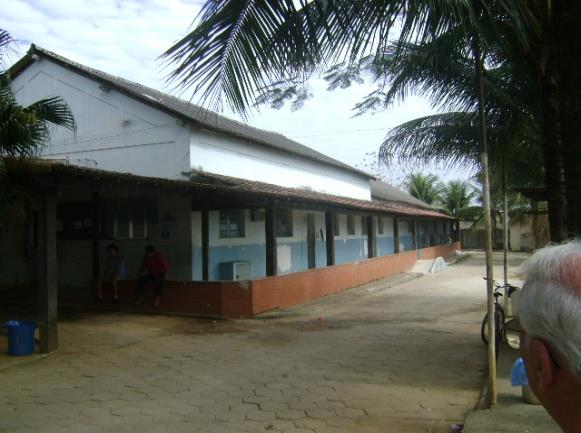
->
left=0, top=251, right=529, bottom=433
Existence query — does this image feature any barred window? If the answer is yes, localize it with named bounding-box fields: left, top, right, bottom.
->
left=113, top=198, right=155, bottom=239
left=219, top=210, right=245, bottom=238
left=347, top=215, right=356, bottom=235
left=361, top=216, right=367, bottom=236
left=275, top=208, right=293, bottom=237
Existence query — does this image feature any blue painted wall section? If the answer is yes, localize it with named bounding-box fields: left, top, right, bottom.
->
left=209, top=244, right=266, bottom=280
left=335, top=238, right=367, bottom=265
left=376, top=237, right=395, bottom=257
left=400, top=235, right=413, bottom=252
left=418, top=225, right=427, bottom=249
left=315, top=241, right=327, bottom=268
left=276, top=239, right=328, bottom=274
left=277, top=240, right=307, bottom=274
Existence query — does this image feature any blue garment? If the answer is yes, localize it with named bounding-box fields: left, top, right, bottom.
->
left=105, top=255, right=127, bottom=278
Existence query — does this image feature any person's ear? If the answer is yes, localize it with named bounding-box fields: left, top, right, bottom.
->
left=531, top=339, right=556, bottom=392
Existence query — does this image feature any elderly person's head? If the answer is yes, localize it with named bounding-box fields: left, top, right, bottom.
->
left=516, top=240, right=581, bottom=433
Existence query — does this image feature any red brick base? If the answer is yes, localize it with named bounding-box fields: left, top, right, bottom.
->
left=94, top=243, right=460, bottom=319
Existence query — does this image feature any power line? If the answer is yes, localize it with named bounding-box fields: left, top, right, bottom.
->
left=285, top=126, right=392, bottom=138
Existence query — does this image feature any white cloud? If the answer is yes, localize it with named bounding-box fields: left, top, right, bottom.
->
left=0, top=0, right=469, bottom=185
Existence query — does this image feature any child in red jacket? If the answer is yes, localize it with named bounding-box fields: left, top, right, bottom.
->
left=135, top=245, right=168, bottom=307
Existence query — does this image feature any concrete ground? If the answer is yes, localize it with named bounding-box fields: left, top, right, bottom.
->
left=1, top=252, right=528, bottom=433
left=463, top=326, right=560, bottom=433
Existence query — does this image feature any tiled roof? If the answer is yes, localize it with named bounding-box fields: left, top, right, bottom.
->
left=188, top=171, right=451, bottom=218
left=9, top=45, right=372, bottom=180
left=5, top=159, right=451, bottom=219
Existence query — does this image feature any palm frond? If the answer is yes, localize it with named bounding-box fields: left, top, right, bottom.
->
left=380, top=111, right=480, bottom=170
left=27, top=96, right=77, bottom=132
left=0, top=75, right=76, bottom=157
left=0, top=29, right=18, bottom=69
left=403, top=172, right=443, bottom=205
left=161, top=0, right=511, bottom=115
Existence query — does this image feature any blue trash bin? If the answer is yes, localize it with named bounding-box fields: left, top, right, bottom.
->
left=5, top=320, right=36, bottom=356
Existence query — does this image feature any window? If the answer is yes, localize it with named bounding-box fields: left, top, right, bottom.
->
left=57, top=201, right=94, bottom=239
left=333, top=214, right=340, bottom=236
left=346, top=215, right=356, bottom=235
left=377, top=217, right=384, bottom=235
left=275, top=208, right=293, bottom=237
left=361, top=216, right=367, bottom=236
left=219, top=210, right=245, bottom=238
left=113, top=199, right=155, bottom=239
left=399, top=220, right=411, bottom=235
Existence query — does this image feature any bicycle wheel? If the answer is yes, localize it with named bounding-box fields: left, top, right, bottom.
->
left=481, top=306, right=506, bottom=346
left=481, top=315, right=489, bottom=345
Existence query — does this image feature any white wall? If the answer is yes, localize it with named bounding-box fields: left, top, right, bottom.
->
left=510, top=217, right=534, bottom=251
left=276, top=209, right=326, bottom=274
left=190, top=130, right=371, bottom=200
left=12, top=59, right=191, bottom=180
left=12, top=58, right=372, bottom=200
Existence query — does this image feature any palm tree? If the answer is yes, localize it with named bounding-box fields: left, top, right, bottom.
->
left=439, top=180, right=478, bottom=219
left=0, top=29, right=75, bottom=226
left=403, top=173, right=442, bottom=205
left=0, top=30, right=75, bottom=158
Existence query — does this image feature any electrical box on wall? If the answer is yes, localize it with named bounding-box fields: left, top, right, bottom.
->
left=219, top=261, right=252, bottom=281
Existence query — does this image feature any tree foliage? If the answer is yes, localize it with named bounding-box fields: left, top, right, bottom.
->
left=0, top=29, right=76, bottom=227
left=0, top=29, right=76, bottom=158
left=403, top=172, right=442, bottom=205
left=161, top=0, right=531, bottom=117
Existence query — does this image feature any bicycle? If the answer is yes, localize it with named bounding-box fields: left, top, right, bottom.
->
left=480, top=279, right=520, bottom=356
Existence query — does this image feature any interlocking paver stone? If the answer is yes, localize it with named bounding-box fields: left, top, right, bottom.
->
left=0, top=252, right=519, bottom=433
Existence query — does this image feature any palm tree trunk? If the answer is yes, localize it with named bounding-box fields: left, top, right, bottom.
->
left=501, top=146, right=511, bottom=316
left=473, top=38, right=496, bottom=406
left=554, top=0, right=581, bottom=237
left=538, top=0, right=568, bottom=242
left=541, top=73, right=567, bottom=241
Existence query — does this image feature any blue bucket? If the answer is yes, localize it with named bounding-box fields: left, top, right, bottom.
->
left=5, top=320, right=36, bottom=356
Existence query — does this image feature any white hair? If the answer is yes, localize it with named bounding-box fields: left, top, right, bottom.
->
left=519, top=239, right=581, bottom=376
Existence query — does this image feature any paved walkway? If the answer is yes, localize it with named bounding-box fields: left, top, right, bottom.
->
left=0, top=252, right=528, bottom=433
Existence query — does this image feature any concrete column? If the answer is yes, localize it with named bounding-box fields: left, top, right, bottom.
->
left=265, top=205, right=277, bottom=276
left=366, top=215, right=375, bottom=259
left=91, top=191, right=100, bottom=280
left=393, top=217, right=400, bottom=254
left=325, top=211, right=335, bottom=266
left=201, top=210, right=209, bottom=281
left=38, top=189, right=58, bottom=353
left=411, top=219, right=418, bottom=250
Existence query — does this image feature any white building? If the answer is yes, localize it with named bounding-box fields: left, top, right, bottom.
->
left=3, top=45, right=457, bottom=320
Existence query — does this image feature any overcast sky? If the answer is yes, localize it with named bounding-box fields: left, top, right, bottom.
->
left=1, top=0, right=470, bottom=187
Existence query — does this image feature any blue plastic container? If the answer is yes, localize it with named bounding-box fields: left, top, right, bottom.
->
left=5, top=320, right=36, bottom=356
left=510, top=357, right=529, bottom=386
